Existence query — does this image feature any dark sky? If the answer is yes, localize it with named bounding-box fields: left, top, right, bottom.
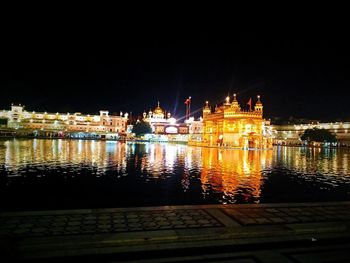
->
left=1, top=19, right=350, bottom=122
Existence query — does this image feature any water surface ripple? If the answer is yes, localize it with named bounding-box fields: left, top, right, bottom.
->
left=0, top=139, right=349, bottom=211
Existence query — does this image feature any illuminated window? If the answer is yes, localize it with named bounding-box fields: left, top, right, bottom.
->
left=165, top=126, right=178, bottom=134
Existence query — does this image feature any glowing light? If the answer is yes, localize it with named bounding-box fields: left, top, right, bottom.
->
left=165, top=126, right=178, bottom=134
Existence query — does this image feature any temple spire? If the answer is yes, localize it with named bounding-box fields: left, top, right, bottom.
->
left=203, top=100, right=211, bottom=115
left=256, top=95, right=261, bottom=104
left=233, top=93, right=237, bottom=101
left=230, top=93, right=241, bottom=112
left=254, top=95, right=263, bottom=113
left=224, top=94, right=231, bottom=107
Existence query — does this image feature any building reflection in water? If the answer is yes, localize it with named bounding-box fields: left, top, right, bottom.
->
left=273, top=146, right=349, bottom=175
left=1, top=139, right=349, bottom=205
left=137, top=143, right=273, bottom=203
left=271, top=146, right=350, bottom=188
left=1, top=139, right=127, bottom=176
left=200, top=147, right=273, bottom=203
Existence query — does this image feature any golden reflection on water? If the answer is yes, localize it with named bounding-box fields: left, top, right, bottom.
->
left=1, top=139, right=350, bottom=203
left=200, top=148, right=273, bottom=203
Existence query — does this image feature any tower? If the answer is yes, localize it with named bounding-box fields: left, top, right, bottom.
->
left=203, top=101, right=211, bottom=116
left=224, top=95, right=231, bottom=107
left=230, top=94, right=241, bottom=112
left=254, top=95, right=263, bottom=113
left=10, top=104, right=24, bottom=122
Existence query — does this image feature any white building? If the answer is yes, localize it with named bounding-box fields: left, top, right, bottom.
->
left=139, top=101, right=204, bottom=142
left=0, top=104, right=129, bottom=137
left=142, top=101, right=175, bottom=133
left=185, top=116, right=203, bottom=134
left=271, top=122, right=350, bottom=146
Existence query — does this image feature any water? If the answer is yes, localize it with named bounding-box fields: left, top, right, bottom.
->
left=1, top=139, right=350, bottom=211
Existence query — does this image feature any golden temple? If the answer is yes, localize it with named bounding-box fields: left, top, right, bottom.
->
left=202, top=94, right=272, bottom=148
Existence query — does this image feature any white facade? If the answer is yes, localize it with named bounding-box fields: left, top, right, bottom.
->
left=185, top=117, right=203, bottom=134
left=142, top=101, right=172, bottom=132
left=271, top=122, right=350, bottom=146
left=142, top=102, right=203, bottom=137
left=0, top=104, right=128, bottom=134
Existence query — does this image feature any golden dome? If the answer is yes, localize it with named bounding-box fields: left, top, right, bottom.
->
left=153, top=101, right=164, bottom=115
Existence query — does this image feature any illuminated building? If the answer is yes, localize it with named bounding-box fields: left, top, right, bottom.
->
left=139, top=101, right=203, bottom=142
left=186, top=116, right=203, bottom=142
left=0, top=104, right=128, bottom=138
left=271, top=122, right=350, bottom=146
left=201, top=94, right=272, bottom=148
left=142, top=101, right=189, bottom=137
left=142, top=101, right=187, bottom=134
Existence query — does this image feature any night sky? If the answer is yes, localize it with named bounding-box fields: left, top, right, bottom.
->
left=1, top=20, right=350, bottom=122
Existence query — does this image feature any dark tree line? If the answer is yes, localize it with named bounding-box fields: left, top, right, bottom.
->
left=131, top=121, right=152, bottom=136
left=300, top=128, right=336, bottom=143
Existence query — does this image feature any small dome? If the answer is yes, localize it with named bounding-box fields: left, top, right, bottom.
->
left=153, top=101, right=164, bottom=115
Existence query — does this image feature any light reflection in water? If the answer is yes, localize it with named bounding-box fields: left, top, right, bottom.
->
left=270, top=146, right=350, bottom=176
left=0, top=139, right=350, bottom=207
left=200, top=148, right=273, bottom=203
left=1, top=139, right=128, bottom=176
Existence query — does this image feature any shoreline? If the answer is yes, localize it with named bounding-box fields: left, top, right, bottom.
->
left=1, top=136, right=349, bottom=149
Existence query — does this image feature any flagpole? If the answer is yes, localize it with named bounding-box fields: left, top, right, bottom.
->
left=185, top=97, right=189, bottom=120
left=186, top=101, right=188, bottom=120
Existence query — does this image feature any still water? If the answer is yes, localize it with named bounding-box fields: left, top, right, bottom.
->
left=1, top=139, right=350, bottom=211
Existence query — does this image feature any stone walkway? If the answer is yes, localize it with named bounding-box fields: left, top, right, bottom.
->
left=0, top=208, right=222, bottom=237
left=223, top=204, right=350, bottom=225
left=1, top=202, right=350, bottom=262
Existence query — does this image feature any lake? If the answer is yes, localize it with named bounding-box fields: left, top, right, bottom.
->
left=1, top=139, right=349, bottom=211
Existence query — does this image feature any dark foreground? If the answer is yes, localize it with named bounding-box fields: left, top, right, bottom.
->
left=1, top=202, right=350, bottom=262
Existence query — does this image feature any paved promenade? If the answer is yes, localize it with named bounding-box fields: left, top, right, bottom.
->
left=1, top=202, right=350, bottom=262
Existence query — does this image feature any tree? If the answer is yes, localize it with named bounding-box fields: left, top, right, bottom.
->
left=0, top=118, right=7, bottom=125
left=132, top=121, right=152, bottom=136
left=300, top=128, right=336, bottom=143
